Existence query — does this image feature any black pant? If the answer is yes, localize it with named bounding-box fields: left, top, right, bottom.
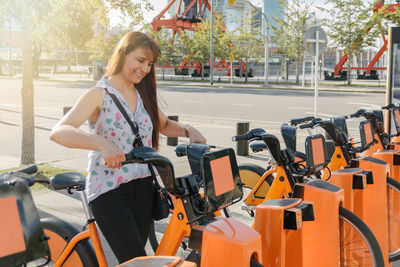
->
left=89, top=176, right=154, bottom=264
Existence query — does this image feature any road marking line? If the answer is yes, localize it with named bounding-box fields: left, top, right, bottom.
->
left=183, top=100, right=203, bottom=103
left=231, top=103, right=254, bottom=106
left=288, top=107, right=313, bottom=110
left=305, top=112, right=337, bottom=118
left=176, top=113, right=281, bottom=124
left=347, top=102, right=381, bottom=109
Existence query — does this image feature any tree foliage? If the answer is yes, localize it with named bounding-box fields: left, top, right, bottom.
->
left=107, top=0, right=154, bottom=29
left=231, top=7, right=264, bottom=82
left=181, top=17, right=232, bottom=79
left=272, top=0, right=312, bottom=83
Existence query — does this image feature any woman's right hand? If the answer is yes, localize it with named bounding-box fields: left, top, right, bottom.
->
left=98, top=137, right=125, bottom=169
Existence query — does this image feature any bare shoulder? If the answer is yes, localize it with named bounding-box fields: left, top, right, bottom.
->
left=81, top=87, right=103, bottom=106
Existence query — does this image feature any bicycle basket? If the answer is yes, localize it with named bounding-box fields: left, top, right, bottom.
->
left=305, top=134, right=330, bottom=175
left=359, top=120, right=375, bottom=149
left=200, top=148, right=243, bottom=214
left=0, top=175, right=49, bottom=266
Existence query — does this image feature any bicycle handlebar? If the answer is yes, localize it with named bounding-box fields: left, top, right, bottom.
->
left=299, top=121, right=316, bottom=129
left=10, top=165, right=38, bottom=175
left=382, top=103, right=398, bottom=110
left=346, top=109, right=367, bottom=119
left=232, top=128, right=266, bottom=141
left=290, top=116, right=315, bottom=126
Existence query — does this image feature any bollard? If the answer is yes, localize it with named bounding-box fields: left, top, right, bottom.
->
left=63, top=106, right=72, bottom=116
left=167, top=115, right=178, bottom=146
left=236, top=122, right=249, bottom=156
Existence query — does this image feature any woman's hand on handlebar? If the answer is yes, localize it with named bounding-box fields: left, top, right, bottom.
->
left=187, top=126, right=207, bottom=144
left=97, top=136, right=125, bottom=169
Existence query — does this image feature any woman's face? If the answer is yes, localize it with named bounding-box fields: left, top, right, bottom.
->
left=121, top=47, right=154, bottom=84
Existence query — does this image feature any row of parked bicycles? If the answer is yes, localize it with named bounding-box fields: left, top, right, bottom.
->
left=1, top=103, right=400, bottom=266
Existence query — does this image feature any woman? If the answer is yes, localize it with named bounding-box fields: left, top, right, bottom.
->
left=50, top=31, right=206, bottom=263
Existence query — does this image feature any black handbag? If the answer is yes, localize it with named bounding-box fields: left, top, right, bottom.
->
left=104, top=88, right=172, bottom=221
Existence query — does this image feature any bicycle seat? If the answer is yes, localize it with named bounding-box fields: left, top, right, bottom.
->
left=331, top=117, right=348, bottom=140
left=50, top=172, right=86, bottom=191
left=250, top=140, right=267, bottom=152
left=281, top=123, right=297, bottom=152
left=187, top=143, right=214, bottom=176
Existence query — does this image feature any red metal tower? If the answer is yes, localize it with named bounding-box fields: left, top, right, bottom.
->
left=333, top=0, right=400, bottom=78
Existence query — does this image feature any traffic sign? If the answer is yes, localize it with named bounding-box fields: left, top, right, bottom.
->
left=304, top=26, right=327, bottom=55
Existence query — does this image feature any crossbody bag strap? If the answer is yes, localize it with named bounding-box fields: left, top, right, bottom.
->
left=104, top=88, right=160, bottom=187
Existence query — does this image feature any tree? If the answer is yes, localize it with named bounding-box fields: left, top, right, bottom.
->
left=0, top=0, right=152, bottom=165
left=321, top=0, right=378, bottom=85
left=47, top=0, right=100, bottom=71
left=0, top=0, right=52, bottom=165
left=231, top=7, right=264, bottom=82
left=182, top=17, right=232, bottom=80
left=272, top=0, right=312, bottom=84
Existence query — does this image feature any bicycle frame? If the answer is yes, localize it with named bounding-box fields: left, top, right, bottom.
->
left=154, top=198, right=191, bottom=256
left=47, top=220, right=107, bottom=267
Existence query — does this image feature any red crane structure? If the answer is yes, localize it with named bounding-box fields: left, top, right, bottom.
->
left=152, top=0, right=211, bottom=39
left=329, top=0, right=400, bottom=80
left=151, top=0, right=249, bottom=77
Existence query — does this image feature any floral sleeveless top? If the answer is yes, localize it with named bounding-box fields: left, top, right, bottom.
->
left=86, top=77, right=153, bottom=202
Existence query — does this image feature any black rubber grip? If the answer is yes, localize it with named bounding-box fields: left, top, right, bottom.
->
left=290, top=116, right=314, bottom=126
left=232, top=133, right=250, bottom=141
left=299, top=122, right=315, bottom=129
left=17, top=165, right=38, bottom=175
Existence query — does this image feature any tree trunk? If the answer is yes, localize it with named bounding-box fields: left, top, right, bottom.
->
left=201, top=61, right=205, bottom=80
left=66, top=48, right=72, bottom=72
left=21, top=2, right=35, bottom=165
left=32, top=46, right=41, bottom=79
left=245, top=57, right=248, bottom=83
left=347, top=52, right=351, bottom=86
left=295, top=58, right=300, bottom=84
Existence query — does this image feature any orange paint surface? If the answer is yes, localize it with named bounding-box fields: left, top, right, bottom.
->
left=210, top=155, right=235, bottom=196
left=0, top=196, right=26, bottom=257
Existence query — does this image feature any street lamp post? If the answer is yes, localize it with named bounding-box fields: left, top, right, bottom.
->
left=9, top=14, right=12, bottom=77
left=210, top=0, right=214, bottom=85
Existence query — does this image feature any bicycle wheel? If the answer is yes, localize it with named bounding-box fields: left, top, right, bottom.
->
left=39, top=217, right=98, bottom=267
left=238, top=163, right=273, bottom=199
left=339, top=206, right=384, bottom=267
left=387, top=177, right=400, bottom=262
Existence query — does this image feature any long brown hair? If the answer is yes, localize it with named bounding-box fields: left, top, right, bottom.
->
left=107, top=32, right=161, bottom=150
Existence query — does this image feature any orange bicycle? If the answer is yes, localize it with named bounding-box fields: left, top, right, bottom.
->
left=0, top=165, right=191, bottom=267
left=233, top=127, right=385, bottom=266
left=1, top=144, right=264, bottom=267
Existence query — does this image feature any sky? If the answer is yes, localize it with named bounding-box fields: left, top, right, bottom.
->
left=110, top=0, right=330, bottom=27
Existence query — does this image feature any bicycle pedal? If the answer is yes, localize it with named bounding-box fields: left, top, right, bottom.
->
left=181, top=241, right=188, bottom=250
left=241, top=203, right=256, bottom=211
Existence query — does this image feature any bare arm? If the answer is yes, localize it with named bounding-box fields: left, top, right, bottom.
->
left=158, top=110, right=206, bottom=144
left=50, top=87, right=124, bottom=168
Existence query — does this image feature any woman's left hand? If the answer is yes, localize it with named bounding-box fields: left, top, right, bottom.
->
left=187, top=126, right=206, bottom=144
